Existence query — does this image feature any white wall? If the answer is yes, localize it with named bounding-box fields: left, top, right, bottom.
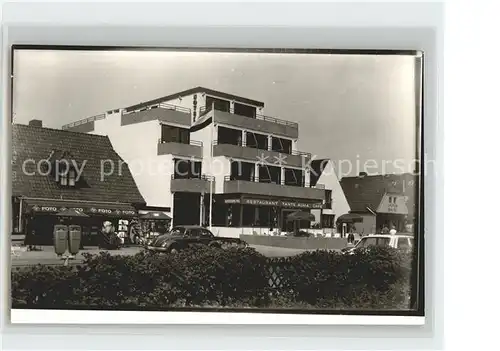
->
left=315, top=160, right=350, bottom=217
left=92, top=114, right=174, bottom=209
left=165, top=92, right=207, bottom=124
left=377, top=194, right=409, bottom=215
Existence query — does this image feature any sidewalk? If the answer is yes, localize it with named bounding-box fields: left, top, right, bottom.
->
left=11, top=246, right=142, bottom=267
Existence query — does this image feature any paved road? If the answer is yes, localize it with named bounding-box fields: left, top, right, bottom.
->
left=11, top=245, right=337, bottom=267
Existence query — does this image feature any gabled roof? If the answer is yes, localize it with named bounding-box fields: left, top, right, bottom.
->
left=12, top=123, right=146, bottom=205
left=125, top=86, right=265, bottom=112
left=340, top=173, right=417, bottom=216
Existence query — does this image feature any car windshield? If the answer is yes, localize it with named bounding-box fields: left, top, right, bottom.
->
left=356, top=237, right=391, bottom=248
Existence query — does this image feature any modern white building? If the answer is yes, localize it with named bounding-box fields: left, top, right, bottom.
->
left=62, top=87, right=350, bottom=237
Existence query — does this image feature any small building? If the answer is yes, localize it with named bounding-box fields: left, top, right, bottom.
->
left=11, top=120, right=146, bottom=245
left=339, top=172, right=417, bottom=235
left=62, top=87, right=351, bottom=237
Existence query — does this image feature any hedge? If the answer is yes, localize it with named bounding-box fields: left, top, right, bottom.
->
left=11, top=246, right=412, bottom=310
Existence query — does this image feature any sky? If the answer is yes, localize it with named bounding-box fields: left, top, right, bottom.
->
left=13, top=49, right=418, bottom=177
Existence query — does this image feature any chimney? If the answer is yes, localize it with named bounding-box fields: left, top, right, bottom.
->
left=28, top=119, right=43, bottom=127
left=358, top=172, right=367, bottom=178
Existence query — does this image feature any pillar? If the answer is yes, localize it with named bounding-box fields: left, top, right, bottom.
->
left=199, top=193, right=205, bottom=226
left=280, top=167, right=285, bottom=185
left=254, top=163, right=259, bottom=182
left=267, top=135, right=272, bottom=151
left=305, top=168, right=311, bottom=187
left=171, top=192, right=175, bottom=228
left=242, top=130, right=247, bottom=147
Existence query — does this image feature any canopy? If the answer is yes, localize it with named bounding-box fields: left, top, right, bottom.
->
left=139, top=211, right=172, bottom=220
left=56, top=208, right=89, bottom=217
left=336, top=213, right=363, bottom=224
left=286, top=211, right=315, bottom=222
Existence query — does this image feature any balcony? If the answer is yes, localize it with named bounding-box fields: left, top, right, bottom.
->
left=212, top=141, right=311, bottom=168
left=223, top=176, right=326, bottom=200
left=200, top=106, right=299, bottom=139
left=171, top=174, right=215, bottom=194
left=122, top=103, right=191, bottom=127
left=157, top=139, right=203, bottom=159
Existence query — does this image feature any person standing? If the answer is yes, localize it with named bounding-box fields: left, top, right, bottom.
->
left=389, top=226, right=397, bottom=235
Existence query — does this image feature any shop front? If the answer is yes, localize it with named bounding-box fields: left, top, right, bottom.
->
left=211, top=195, right=323, bottom=233
left=19, top=197, right=139, bottom=245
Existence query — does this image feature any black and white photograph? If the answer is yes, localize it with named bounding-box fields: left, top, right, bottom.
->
left=9, top=47, right=423, bottom=320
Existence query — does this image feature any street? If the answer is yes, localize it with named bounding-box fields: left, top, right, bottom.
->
left=10, top=245, right=334, bottom=267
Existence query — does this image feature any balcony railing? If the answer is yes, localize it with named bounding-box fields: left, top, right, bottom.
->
left=125, top=102, right=191, bottom=115
left=212, top=140, right=310, bottom=158
left=62, top=114, right=106, bottom=130
left=199, top=105, right=298, bottom=128
left=224, top=175, right=323, bottom=189
left=158, top=139, right=203, bottom=147
left=171, top=174, right=214, bottom=181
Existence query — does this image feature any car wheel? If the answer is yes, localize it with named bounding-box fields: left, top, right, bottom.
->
left=169, top=246, right=179, bottom=254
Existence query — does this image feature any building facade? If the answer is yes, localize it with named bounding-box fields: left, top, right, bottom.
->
left=63, top=87, right=350, bottom=237
left=340, top=172, right=417, bottom=235
left=12, top=121, right=146, bottom=244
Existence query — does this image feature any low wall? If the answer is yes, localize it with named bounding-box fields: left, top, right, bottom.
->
left=240, top=234, right=348, bottom=250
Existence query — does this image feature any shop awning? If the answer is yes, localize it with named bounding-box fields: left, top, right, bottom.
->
left=22, top=198, right=138, bottom=217
left=336, top=213, right=364, bottom=224
left=286, top=211, right=316, bottom=222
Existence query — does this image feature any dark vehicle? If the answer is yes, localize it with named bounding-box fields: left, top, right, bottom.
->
left=146, top=225, right=248, bottom=253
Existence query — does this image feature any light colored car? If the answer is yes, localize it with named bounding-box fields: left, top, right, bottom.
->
left=343, top=234, right=414, bottom=254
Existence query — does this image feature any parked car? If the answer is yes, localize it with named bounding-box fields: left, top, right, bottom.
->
left=146, top=225, right=248, bottom=253
left=341, top=234, right=414, bottom=254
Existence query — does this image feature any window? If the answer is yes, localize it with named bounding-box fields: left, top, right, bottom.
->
left=200, top=229, right=214, bottom=238
left=217, top=126, right=242, bottom=146
left=325, top=190, right=332, bottom=209
left=206, top=96, right=230, bottom=112
left=246, top=132, right=268, bottom=149
left=161, top=125, right=190, bottom=144
left=174, top=159, right=201, bottom=179
left=234, top=103, right=256, bottom=118
left=321, top=214, right=335, bottom=228
left=60, top=169, right=76, bottom=187
left=271, top=137, right=292, bottom=154
left=170, top=227, right=186, bottom=236
left=398, top=237, right=411, bottom=250
left=284, top=168, right=303, bottom=186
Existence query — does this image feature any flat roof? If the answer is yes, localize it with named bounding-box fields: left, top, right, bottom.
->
left=125, top=86, right=265, bottom=112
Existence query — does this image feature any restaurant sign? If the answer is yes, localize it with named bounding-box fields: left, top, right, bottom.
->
left=29, top=204, right=137, bottom=216
left=224, top=198, right=322, bottom=209
left=243, top=198, right=280, bottom=206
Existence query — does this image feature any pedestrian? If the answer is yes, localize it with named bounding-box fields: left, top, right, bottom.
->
left=389, top=226, right=397, bottom=235
left=381, top=225, right=390, bottom=234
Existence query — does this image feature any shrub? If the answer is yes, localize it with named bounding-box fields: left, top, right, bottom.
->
left=269, top=246, right=410, bottom=305
left=11, top=246, right=411, bottom=310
